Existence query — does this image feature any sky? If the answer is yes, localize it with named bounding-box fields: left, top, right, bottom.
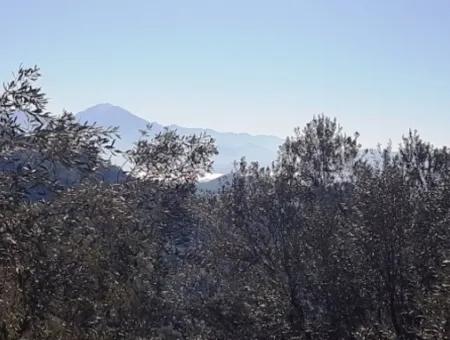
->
left=1, top=0, right=449, bottom=147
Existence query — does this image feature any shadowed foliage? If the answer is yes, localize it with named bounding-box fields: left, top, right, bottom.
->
left=1, top=68, right=448, bottom=339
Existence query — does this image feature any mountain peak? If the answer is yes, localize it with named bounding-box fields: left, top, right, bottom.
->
left=79, top=103, right=135, bottom=117
left=90, top=102, right=116, bottom=108
left=87, top=102, right=119, bottom=111
left=76, top=103, right=152, bottom=127
left=75, top=104, right=283, bottom=173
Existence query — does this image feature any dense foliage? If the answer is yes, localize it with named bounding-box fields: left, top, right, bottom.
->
left=0, top=68, right=448, bottom=339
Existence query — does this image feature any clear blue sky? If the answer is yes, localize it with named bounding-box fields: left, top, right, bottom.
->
left=1, top=0, right=449, bottom=147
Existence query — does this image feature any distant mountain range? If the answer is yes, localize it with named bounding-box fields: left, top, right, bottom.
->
left=76, top=104, right=283, bottom=173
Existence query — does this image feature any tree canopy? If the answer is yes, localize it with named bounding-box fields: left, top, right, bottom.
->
left=0, top=68, right=448, bottom=339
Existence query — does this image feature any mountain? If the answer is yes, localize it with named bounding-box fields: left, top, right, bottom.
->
left=76, top=104, right=283, bottom=173
left=197, top=173, right=233, bottom=192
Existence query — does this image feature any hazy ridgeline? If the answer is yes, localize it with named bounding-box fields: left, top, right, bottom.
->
left=1, top=68, right=448, bottom=339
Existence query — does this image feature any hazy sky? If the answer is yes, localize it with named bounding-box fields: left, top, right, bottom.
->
left=1, top=0, right=449, bottom=147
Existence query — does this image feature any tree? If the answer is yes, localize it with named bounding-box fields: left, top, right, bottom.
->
left=277, top=114, right=360, bottom=186
left=1, top=67, right=448, bottom=339
left=0, top=67, right=218, bottom=339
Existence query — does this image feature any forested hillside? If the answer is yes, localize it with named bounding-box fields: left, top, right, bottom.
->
left=1, top=68, right=448, bottom=339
